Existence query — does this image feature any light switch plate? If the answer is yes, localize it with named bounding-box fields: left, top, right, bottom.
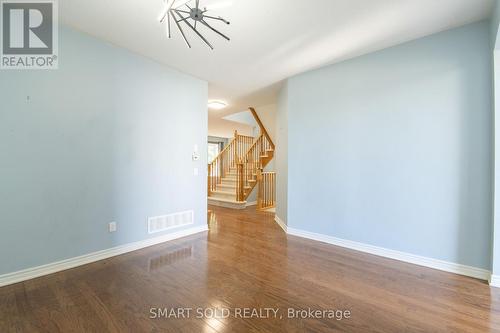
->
left=109, top=222, right=117, bottom=233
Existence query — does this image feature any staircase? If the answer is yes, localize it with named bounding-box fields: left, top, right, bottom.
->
left=208, top=166, right=246, bottom=209
left=208, top=107, right=276, bottom=210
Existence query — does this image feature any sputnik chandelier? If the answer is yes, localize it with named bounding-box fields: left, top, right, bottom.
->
left=159, top=0, right=231, bottom=50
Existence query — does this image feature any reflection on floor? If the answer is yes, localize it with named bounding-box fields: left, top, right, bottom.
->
left=1, top=205, right=499, bottom=332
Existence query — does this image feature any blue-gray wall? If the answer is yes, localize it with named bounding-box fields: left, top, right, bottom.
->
left=0, top=27, right=208, bottom=275
left=281, top=21, right=493, bottom=270
left=492, top=0, right=500, bottom=49
left=275, top=83, right=289, bottom=224
left=494, top=50, right=500, bottom=275
left=492, top=0, right=500, bottom=275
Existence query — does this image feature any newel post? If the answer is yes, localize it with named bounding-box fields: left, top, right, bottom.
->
left=237, top=162, right=244, bottom=202
left=256, top=168, right=263, bottom=209
left=207, top=164, right=212, bottom=196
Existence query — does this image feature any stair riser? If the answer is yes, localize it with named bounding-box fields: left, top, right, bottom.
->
left=218, top=185, right=237, bottom=191
left=208, top=198, right=246, bottom=210
left=210, top=192, right=236, bottom=200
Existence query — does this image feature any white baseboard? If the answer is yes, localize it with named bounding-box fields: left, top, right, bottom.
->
left=287, top=227, right=490, bottom=281
left=246, top=201, right=257, bottom=207
left=274, top=216, right=287, bottom=233
left=0, top=225, right=208, bottom=288
left=490, top=275, right=500, bottom=288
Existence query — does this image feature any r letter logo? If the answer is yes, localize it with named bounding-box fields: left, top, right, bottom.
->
left=1, top=0, right=58, bottom=69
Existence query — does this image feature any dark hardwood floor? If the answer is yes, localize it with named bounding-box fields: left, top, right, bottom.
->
left=1, top=205, right=500, bottom=332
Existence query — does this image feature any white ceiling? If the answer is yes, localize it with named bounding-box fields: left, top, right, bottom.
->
left=60, top=0, right=493, bottom=116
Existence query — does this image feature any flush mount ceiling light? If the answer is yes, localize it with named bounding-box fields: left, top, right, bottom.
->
left=208, top=101, right=228, bottom=110
left=159, top=0, right=231, bottom=50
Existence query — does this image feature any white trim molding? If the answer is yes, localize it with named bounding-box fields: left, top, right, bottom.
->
left=0, top=225, right=208, bottom=288
left=287, top=227, right=490, bottom=281
left=246, top=201, right=257, bottom=207
left=490, top=275, right=500, bottom=288
left=274, top=216, right=287, bottom=233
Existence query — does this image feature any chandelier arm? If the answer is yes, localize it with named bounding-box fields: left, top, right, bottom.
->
left=159, top=0, right=230, bottom=49
left=159, top=12, right=167, bottom=23
left=159, top=0, right=176, bottom=23
left=174, top=10, right=214, bottom=49
left=171, top=11, right=191, bottom=48
left=167, top=8, right=172, bottom=38
left=176, top=15, right=192, bottom=23
left=200, top=19, right=230, bottom=41
left=203, top=15, right=230, bottom=25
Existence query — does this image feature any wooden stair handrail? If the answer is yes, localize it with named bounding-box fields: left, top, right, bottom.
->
left=236, top=133, right=274, bottom=202
left=243, top=134, right=263, bottom=162
left=233, top=107, right=277, bottom=202
left=209, top=107, right=276, bottom=203
left=210, top=135, right=236, bottom=165
left=208, top=132, right=238, bottom=196
left=208, top=132, right=254, bottom=166
left=249, top=107, right=275, bottom=150
left=208, top=130, right=255, bottom=196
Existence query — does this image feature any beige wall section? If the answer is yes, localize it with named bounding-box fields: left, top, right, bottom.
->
left=253, top=103, right=277, bottom=171
left=208, top=104, right=277, bottom=139
left=253, top=104, right=277, bottom=143
left=246, top=103, right=278, bottom=203
left=208, top=115, right=254, bottom=138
